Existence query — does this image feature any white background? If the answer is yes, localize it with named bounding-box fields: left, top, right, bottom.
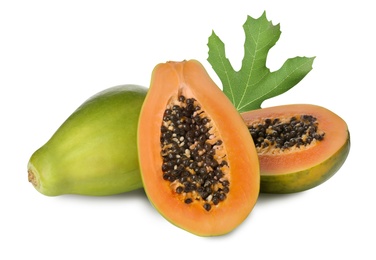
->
left=1, top=1, right=375, bottom=259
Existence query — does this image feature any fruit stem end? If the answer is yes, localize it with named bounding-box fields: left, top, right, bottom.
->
left=28, top=169, right=38, bottom=188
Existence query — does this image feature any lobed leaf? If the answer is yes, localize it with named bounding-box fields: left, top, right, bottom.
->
left=207, top=12, right=315, bottom=112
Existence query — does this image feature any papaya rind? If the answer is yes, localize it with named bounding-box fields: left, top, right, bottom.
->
left=260, top=132, right=350, bottom=193
left=28, top=84, right=147, bottom=196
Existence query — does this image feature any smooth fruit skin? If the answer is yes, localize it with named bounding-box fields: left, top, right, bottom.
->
left=28, top=84, right=147, bottom=196
left=260, top=135, right=350, bottom=193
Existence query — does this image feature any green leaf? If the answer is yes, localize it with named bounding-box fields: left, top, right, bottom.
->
left=207, top=12, right=315, bottom=113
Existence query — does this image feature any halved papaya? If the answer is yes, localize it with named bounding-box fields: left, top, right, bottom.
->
left=138, top=60, right=260, bottom=236
left=241, top=104, right=350, bottom=193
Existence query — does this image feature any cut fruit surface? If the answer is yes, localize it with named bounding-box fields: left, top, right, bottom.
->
left=241, top=104, right=350, bottom=193
left=138, top=60, right=260, bottom=236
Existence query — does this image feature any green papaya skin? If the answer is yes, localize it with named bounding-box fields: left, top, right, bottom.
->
left=260, top=136, right=350, bottom=193
left=28, top=84, right=147, bottom=196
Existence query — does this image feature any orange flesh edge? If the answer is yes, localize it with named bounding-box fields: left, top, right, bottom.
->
left=241, top=104, right=349, bottom=175
left=138, top=60, right=259, bottom=236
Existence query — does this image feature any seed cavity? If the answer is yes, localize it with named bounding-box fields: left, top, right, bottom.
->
left=248, top=115, right=325, bottom=154
left=160, top=95, right=230, bottom=211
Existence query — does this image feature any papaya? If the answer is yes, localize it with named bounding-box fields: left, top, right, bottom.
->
left=27, top=84, right=147, bottom=196
left=241, top=104, right=350, bottom=193
left=138, top=60, right=260, bottom=236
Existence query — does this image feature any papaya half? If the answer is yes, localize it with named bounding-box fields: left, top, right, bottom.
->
left=138, top=60, right=260, bottom=236
left=241, top=104, right=350, bottom=193
left=28, top=84, right=147, bottom=196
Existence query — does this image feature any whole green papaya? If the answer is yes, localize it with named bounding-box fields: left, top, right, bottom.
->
left=28, top=84, right=147, bottom=196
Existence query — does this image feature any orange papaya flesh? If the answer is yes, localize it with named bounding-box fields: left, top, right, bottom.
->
left=241, top=104, right=350, bottom=193
left=138, top=60, right=260, bottom=236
